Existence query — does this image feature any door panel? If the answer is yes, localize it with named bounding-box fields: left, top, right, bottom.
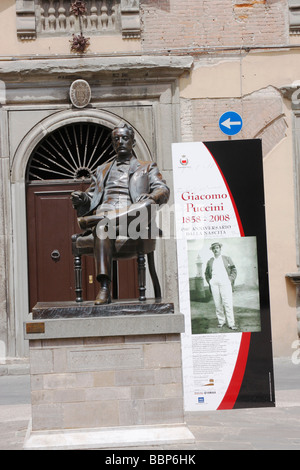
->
left=118, top=259, right=139, bottom=300
left=35, top=190, right=75, bottom=301
left=27, top=183, right=85, bottom=309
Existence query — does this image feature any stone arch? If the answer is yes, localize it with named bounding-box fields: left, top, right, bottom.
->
left=11, top=108, right=153, bottom=184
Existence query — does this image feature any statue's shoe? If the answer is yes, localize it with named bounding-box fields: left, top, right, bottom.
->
left=95, top=285, right=111, bottom=305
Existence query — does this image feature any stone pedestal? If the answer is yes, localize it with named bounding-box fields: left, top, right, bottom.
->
left=23, top=302, right=194, bottom=450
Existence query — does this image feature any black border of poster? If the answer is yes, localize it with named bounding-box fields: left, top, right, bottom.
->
left=204, top=139, right=275, bottom=408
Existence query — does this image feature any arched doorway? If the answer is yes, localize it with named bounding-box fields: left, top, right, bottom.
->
left=26, top=121, right=138, bottom=309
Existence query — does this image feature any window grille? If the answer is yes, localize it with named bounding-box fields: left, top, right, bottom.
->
left=27, top=123, right=115, bottom=181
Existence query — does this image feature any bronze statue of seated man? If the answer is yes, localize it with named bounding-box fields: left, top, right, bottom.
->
left=71, top=124, right=170, bottom=305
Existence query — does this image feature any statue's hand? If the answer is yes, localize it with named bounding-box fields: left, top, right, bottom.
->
left=71, top=191, right=89, bottom=208
left=136, top=193, right=155, bottom=203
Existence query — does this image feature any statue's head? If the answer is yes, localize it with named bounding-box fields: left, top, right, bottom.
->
left=112, top=124, right=135, bottom=144
left=111, top=124, right=136, bottom=158
left=112, top=123, right=135, bottom=139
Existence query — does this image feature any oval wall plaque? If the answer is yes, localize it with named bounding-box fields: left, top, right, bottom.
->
left=70, top=79, right=91, bottom=108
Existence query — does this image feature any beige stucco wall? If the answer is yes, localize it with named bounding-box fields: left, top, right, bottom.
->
left=263, top=111, right=298, bottom=357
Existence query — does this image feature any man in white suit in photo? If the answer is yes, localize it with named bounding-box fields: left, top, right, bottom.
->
left=205, top=242, right=238, bottom=330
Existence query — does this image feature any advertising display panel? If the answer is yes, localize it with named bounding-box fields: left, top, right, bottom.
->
left=172, top=139, right=275, bottom=411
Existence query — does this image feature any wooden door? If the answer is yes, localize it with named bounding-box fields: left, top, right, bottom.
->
left=27, top=182, right=88, bottom=309
left=26, top=182, right=138, bottom=310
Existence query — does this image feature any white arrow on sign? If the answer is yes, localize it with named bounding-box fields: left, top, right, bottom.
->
left=221, top=118, right=242, bottom=129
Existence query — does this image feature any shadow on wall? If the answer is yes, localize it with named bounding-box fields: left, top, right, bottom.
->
left=285, top=277, right=297, bottom=309
left=0, top=0, right=13, bottom=15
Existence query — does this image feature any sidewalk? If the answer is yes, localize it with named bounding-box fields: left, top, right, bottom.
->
left=0, top=357, right=299, bottom=450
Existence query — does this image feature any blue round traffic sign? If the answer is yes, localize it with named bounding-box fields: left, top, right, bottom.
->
left=219, top=111, right=243, bottom=136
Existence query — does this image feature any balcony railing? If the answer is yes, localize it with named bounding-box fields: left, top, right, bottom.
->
left=16, top=0, right=141, bottom=40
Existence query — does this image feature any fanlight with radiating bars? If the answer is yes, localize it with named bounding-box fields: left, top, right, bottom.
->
left=27, top=123, right=117, bottom=181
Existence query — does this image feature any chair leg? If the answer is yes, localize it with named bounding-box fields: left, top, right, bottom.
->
left=74, top=255, right=83, bottom=303
left=137, top=254, right=146, bottom=301
left=112, top=260, right=119, bottom=300
left=147, top=252, right=162, bottom=301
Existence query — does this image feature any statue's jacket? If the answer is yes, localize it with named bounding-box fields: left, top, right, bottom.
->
left=76, top=156, right=170, bottom=217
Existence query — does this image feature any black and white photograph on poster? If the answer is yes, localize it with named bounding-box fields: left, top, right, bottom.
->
left=188, top=237, right=261, bottom=335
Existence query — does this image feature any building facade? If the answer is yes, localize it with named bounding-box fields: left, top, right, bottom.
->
left=0, top=0, right=300, bottom=362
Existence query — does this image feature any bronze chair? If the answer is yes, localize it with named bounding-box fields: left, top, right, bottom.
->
left=71, top=230, right=162, bottom=303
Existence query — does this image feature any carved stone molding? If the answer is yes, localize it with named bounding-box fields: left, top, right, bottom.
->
left=69, top=79, right=91, bottom=108
left=286, top=274, right=300, bottom=338
left=16, top=0, right=36, bottom=40
left=281, top=83, right=300, bottom=287
left=280, top=83, right=300, bottom=109
left=289, top=0, right=300, bottom=35
left=0, top=55, right=193, bottom=81
left=286, top=273, right=300, bottom=285
left=120, top=0, right=141, bottom=38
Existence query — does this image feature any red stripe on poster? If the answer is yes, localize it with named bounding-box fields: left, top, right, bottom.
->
left=204, top=144, right=250, bottom=410
left=217, top=332, right=251, bottom=410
